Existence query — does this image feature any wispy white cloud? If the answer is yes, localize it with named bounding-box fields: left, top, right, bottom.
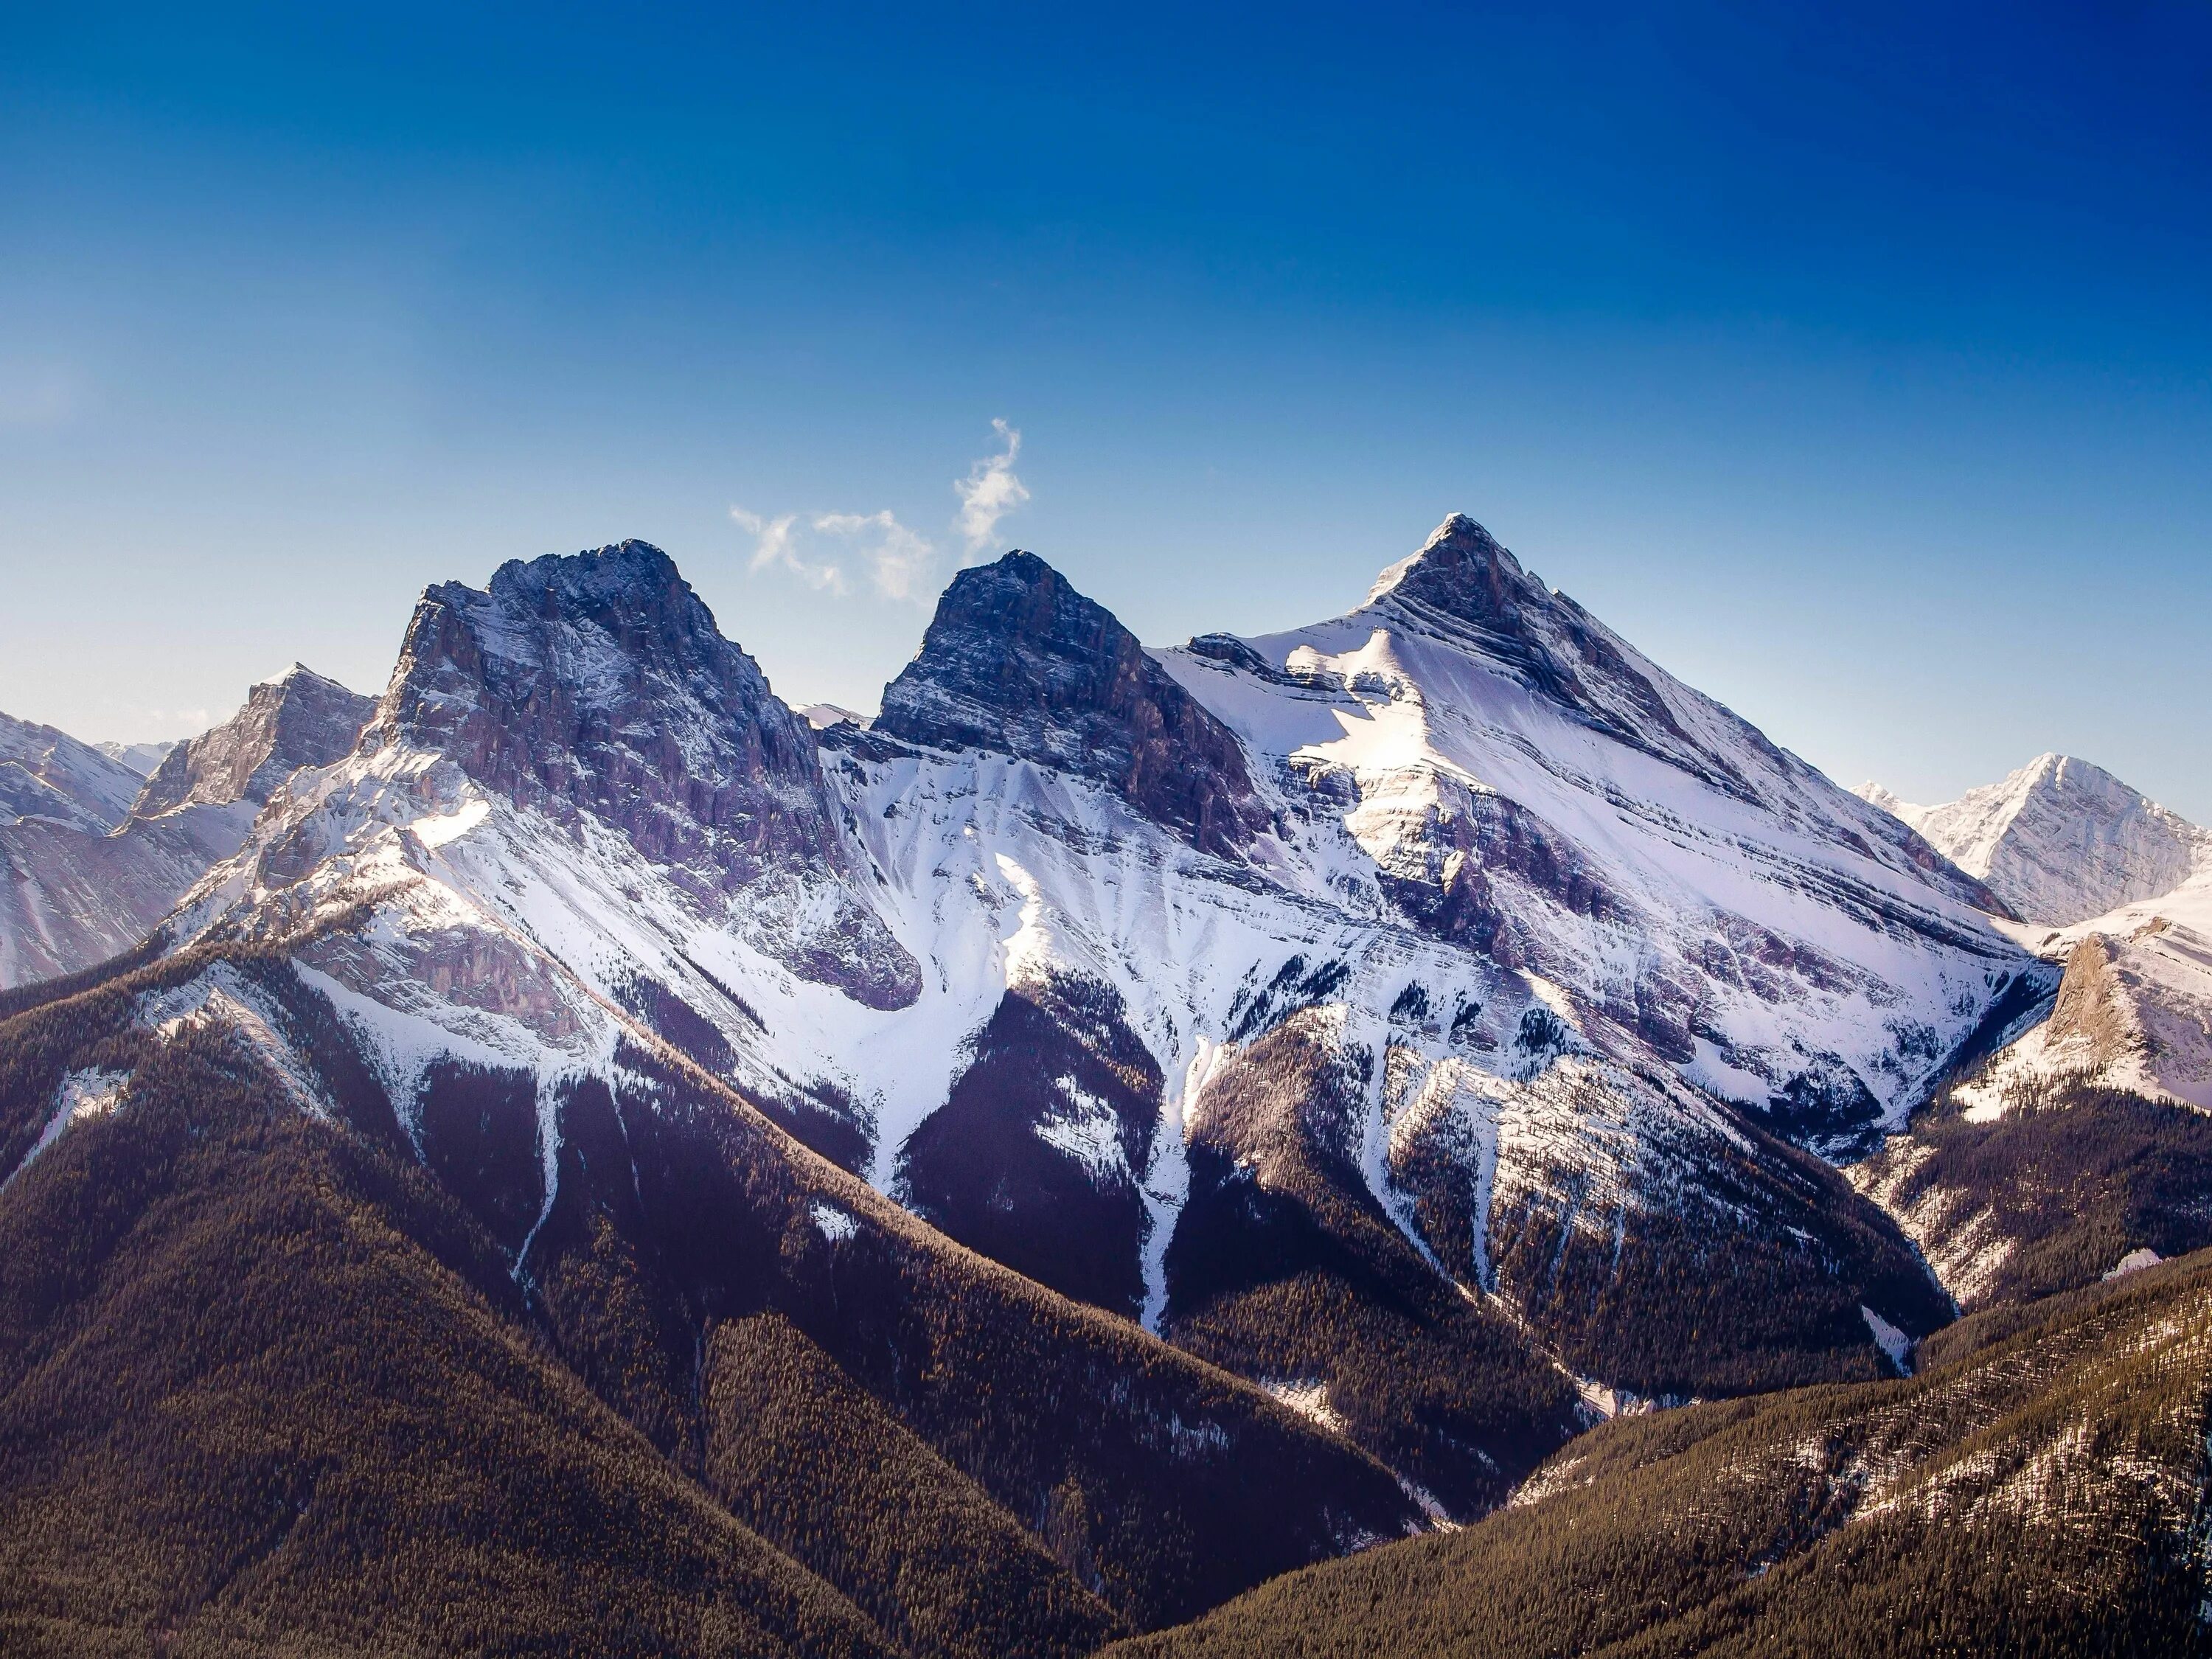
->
left=954, top=418, right=1029, bottom=554
left=731, top=506, right=847, bottom=594
left=736, top=420, right=1031, bottom=604
left=813, top=510, right=939, bottom=602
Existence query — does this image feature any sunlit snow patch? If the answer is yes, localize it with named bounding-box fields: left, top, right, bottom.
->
left=2104, top=1246, right=2162, bottom=1281
left=4, top=1067, right=130, bottom=1188
left=1033, top=1074, right=1129, bottom=1180
left=410, top=797, right=491, bottom=849
left=1860, top=1304, right=1913, bottom=1374
left=1262, top=1378, right=1346, bottom=1433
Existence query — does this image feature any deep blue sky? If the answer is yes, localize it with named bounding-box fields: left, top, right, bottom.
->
left=4, top=3, right=2208, bottom=815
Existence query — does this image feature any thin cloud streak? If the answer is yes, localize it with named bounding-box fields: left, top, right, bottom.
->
left=731, top=507, right=847, bottom=594
left=954, top=419, right=1029, bottom=555
left=736, top=420, right=1029, bottom=603
left=814, top=509, right=937, bottom=602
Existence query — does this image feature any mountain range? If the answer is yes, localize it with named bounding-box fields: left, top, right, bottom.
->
left=3, top=518, right=2205, bottom=1655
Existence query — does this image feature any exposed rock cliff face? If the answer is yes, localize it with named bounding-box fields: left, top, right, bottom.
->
left=135, top=665, right=372, bottom=818
left=378, top=544, right=836, bottom=883
left=369, top=540, right=919, bottom=1009
left=1942, top=886, right=2212, bottom=1117
left=876, top=551, right=1270, bottom=858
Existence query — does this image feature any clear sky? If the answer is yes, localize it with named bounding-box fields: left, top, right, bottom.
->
left=4, top=3, right=2208, bottom=817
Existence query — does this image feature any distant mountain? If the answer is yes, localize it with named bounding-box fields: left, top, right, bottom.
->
left=94, top=738, right=176, bottom=776
left=0, top=710, right=149, bottom=833
left=1850, top=869, right=2212, bottom=1311
left=1847, top=757, right=2212, bottom=1316
left=1858, top=754, right=2212, bottom=928
left=133, top=663, right=372, bottom=822
left=0, top=669, right=371, bottom=989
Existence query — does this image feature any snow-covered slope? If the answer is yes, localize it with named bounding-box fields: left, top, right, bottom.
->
left=1166, top=516, right=2022, bottom=1156
left=1858, top=755, right=2212, bottom=928
left=0, top=669, right=373, bottom=989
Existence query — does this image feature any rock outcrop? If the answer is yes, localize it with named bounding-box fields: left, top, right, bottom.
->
left=135, top=665, right=372, bottom=818
left=876, top=551, right=1271, bottom=858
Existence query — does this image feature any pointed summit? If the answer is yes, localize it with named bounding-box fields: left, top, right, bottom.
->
left=877, top=550, right=1269, bottom=857
left=1364, top=513, right=1529, bottom=611
left=1354, top=514, right=1717, bottom=771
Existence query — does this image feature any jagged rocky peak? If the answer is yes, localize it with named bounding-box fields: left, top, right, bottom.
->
left=364, top=539, right=921, bottom=1007
left=876, top=549, right=1270, bottom=858
left=372, top=539, right=836, bottom=873
left=134, top=664, right=375, bottom=818
left=1858, top=754, right=2212, bottom=926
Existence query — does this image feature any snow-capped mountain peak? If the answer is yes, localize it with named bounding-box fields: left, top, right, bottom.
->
left=1856, top=754, right=2212, bottom=927
left=22, top=524, right=2028, bottom=1513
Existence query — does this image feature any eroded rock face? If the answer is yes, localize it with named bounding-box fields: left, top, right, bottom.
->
left=876, top=552, right=1270, bottom=858
left=377, top=543, right=832, bottom=883
left=371, top=540, right=919, bottom=1009
left=134, top=666, right=374, bottom=818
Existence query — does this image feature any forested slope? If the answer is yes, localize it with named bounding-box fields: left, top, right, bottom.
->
left=1113, top=1251, right=2212, bottom=1659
